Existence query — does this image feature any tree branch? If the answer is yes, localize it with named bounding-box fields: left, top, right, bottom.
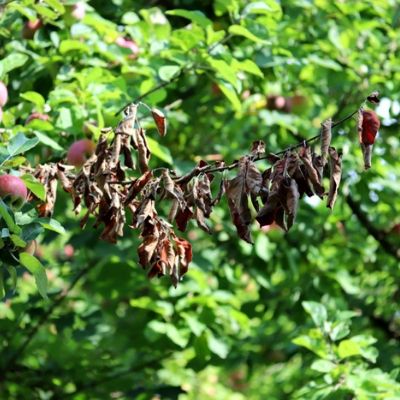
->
left=346, top=195, right=400, bottom=260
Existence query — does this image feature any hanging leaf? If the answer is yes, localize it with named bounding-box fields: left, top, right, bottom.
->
left=321, top=118, right=332, bottom=165
left=151, top=108, right=167, bottom=137
left=361, top=110, right=380, bottom=145
left=298, top=146, right=324, bottom=197
left=361, top=144, right=373, bottom=170
left=282, top=178, right=300, bottom=230
left=327, top=147, right=342, bottom=209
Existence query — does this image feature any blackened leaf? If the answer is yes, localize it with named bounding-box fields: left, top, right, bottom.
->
left=151, top=108, right=167, bottom=137
left=256, top=191, right=280, bottom=227
left=367, top=91, right=380, bottom=104
left=327, top=147, right=342, bottom=209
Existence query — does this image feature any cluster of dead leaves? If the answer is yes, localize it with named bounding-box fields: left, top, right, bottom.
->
left=224, top=122, right=342, bottom=243
left=30, top=98, right=381, bottom=286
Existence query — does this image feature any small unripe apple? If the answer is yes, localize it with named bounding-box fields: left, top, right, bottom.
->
left=0, top=175, right=28, bottom=209
left=22, top=19, right=42, bottom=39
left=67, top=139, right=95, bottom=167
left=115, top=36, right=139, bottom=58
left=25, top=112, right=49, bottom=125
left=71, top=2, right=86, bottom=20
left=24, top=240, right=37, bottom=255
left=0, top=82, right=8, bottom=107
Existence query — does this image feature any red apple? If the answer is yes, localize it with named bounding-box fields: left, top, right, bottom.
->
left=0, top=82, right=8, bottom=107
left=71, top=2, right=86, bottom=20
left=0, top=175, right=28, bottom=209
left=25, top=112, right=50, bottom=125
left=67, top=139, right=95, bottom=167
left=22, top=19, right=43, bottom=39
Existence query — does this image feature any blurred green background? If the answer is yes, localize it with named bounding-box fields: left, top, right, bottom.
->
left=0, top=0, right=400, bottom=399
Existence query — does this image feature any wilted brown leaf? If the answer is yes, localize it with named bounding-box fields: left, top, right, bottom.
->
left=298, top=146, right=324, bottom=197
left=321, top=118, right=332, bottom=165
left=151, top=108, right=167, bottom=137
left=361, top=143, right=373, bottom=170
left=327, top=147, right=342, bottom=209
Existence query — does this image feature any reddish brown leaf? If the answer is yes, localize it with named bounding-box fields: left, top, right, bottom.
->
left=151, top=108, right=167, bottom=137
left=175, top=206, right=193, bottom=232
left=137, top=128, right=151, bottom=173
left=361, top=109, right=380, bottom=145
left=224, top=177, right=252, bottom=243
left=125, top=171, right=153, bottom=205
left=327, top=147, right=342, bottom=209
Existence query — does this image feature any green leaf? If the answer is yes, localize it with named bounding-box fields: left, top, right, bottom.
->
left=10, top=234, right=26, bottom=247
left=20, top=91, right=46, bottom=110
left=232, top=59, right=264, bottom=78
left=21, top=175, right=46, bottom=201
left=311, top=359, right=337, bottom=373
left=216, top=81, right=241, bottom=112
left=6, top=265, right=17, bottom=292
left=207, top=332, right=229, bottom=359
left=19, top=252, right=48, bottom=299
left=166, top=9, right=211, bottom=28
left=302, top=301, right=328, bottom=327
left=228, top=24, right=265, bottom=43
left=0, top=53, right=29, bottom=76
left=165, top=324, right=189, bottom=348
left=159, top=65, right=180, bottom=82
left=33, top=4, right=58, bottom=20
left=56, top=107, right=73, bottom=130
left=7, top=133, right=39, bottom=157
left=38, top=218, right=66, bottom=235
left=0, top=199, right=20, bottom=234
left=42, top=0, right=65, bottom=14
left=59, top=40, right=91, bottom=54
left=207, top=58, right=238, bottom=89
left=2, top=156, right=26, bottom=168
left=147, top=137, right=173, bottom=164
left=337, top=339, right=362, bottom=359
left=33, top=131, right=63, bottom=151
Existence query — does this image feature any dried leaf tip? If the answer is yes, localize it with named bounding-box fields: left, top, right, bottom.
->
left=151, top=108, right=167, bottom=137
